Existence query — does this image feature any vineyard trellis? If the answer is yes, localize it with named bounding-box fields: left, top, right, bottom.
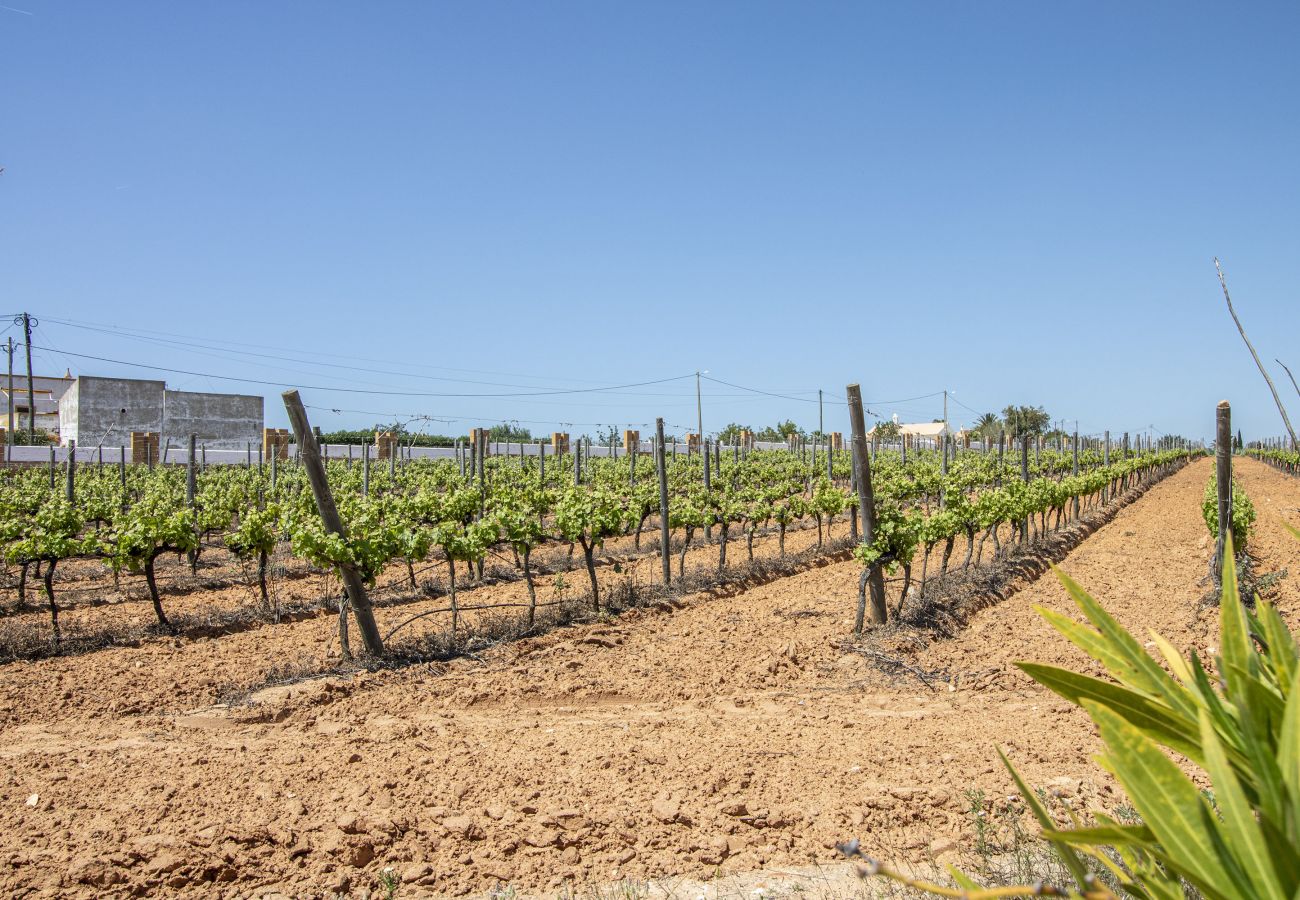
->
left=0, top=392, right=1199, bottom=657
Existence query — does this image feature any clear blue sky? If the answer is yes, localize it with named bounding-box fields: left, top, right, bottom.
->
left=2, top=2, right=1298, bottom=443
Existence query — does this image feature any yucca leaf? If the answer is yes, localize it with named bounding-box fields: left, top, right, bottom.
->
left=1016, top=662, right=1202, bottom=761
left=1040, top=822, right=1157, bottom=846
left=1197, top=708, right=1286, bottom=898
left=946, top=867, right=982, bottom=890
left=1254, top=601, right=1297, bottom=692
left=1082, top=700, right=1237, bottom=899
left=1280, top=668, right=1300, bottom=856
left=996, top=747, right=1091, bottom=886
left=1149, top=630, right=1194, bottom=686
left=1050, top=568, right=1198, bottom=719
left=1217, top=533, right=1255, bottom=698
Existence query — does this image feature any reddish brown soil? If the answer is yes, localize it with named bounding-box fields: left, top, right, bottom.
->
left=1, top=457, right=1296, bottom=898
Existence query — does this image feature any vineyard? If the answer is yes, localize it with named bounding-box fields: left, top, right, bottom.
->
left=0, top=410, right=1194, bottom=662
left=9, top=395, right=1298, bottom=899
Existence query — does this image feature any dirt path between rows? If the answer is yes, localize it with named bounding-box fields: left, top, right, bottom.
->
left=1, top=457, right=1296, bottom=899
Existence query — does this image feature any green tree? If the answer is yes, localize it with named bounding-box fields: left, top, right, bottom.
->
left=1001, top=404, right=1050, bottom=439
left=756, top=420, right=803, bottom=442
left=973, top=412, right=1001, bottom=440
left=717, top=423, right=751, bottom=444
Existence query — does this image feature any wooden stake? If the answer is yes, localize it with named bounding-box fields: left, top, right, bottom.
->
left=656, top=417, right=671, bottom=587
left=282, top=390, right=384, bottom=656
left=847, top=384, right=887, bottom=631
left=1213, top=401, right=1232, bottom=581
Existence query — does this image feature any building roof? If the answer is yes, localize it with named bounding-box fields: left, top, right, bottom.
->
left=867, top=420, right=953, bottom=437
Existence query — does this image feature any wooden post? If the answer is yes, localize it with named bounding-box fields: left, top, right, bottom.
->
left=65, top=440, right=75, bottom=502
left=656, top=417, right=671, bottom=586
left=702, top=439, right=712, bottom=542
left=539, top=440, right=545, bottom=480
left=271, top=446, right=278, bottom=491
left=48, top=443, right=55, bottom=489
left=362, top=442, right=370, bottom=497
left=281, top=390, right=384, bottom=656
left=186, top=434, right=197, bottom=507
left=847, top=384, right=887, bottom=631
left=119, top=447, right=126, bottom=491
left=1213, top=401, right=1233, bottom=581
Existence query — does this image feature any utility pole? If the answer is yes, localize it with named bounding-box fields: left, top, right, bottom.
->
left=15, top=314, right=36, bottom=438
left=695, top=370, right=703, bottom=447
left=4, top=337, right=14, bottom=454
left=818, top=389, right=823, bottom=436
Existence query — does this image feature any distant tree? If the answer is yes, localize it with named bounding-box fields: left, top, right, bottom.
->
left=489, top=422, right=532, bottom=442
left=1001, top=405, right=1050, bottom=440
left=755, top=420, right=803, bottom=442
left=973, top=412, right=1001, bottom=440
left=717, top=423, right=750, bottom=444
left=873, top=420, right=901, bottom=441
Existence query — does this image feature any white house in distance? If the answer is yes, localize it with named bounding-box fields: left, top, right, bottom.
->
left=0, top=370, right=76, bottom=436
left=866, top=415, right=956, bottom=447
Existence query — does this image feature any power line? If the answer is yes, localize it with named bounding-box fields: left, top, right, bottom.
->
left=701, top=374, right=849, bottom=407
left=40, top=314, right=632, bottom=386
left=31, top=342, right=697, bottom=399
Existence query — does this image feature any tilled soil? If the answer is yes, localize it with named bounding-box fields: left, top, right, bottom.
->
left=1, top=457, right=1296, bottom=898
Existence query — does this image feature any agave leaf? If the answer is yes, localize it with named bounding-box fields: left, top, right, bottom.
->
left=1016, top=663, right=1202, bottom=762
left=1197, top=708, right=1286, bottom=898
left=1082, top=700, right=1237, bottom=899
left=1280, top=668, right=1300, bottom=852
left=1217, top=533, right=1256, bottom=698
left=1253, top=601, right=1297, bottom=694
left=1149, top=630, right=1194, bottom=686
left=1040, top=822, right=1157, bottom=846
left=1050, top=568, right=1198, bottom=719
left=945, top=867, right=982, bottom=891
left=996, top=747, right=1091, bottom=886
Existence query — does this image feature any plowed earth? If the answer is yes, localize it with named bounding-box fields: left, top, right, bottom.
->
left=2, top=457, right=1297, bottom=898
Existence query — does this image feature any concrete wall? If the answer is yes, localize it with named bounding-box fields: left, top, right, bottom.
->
left=59, top=376, right=165, bottom=448
left=163, top=390, right=263, bottom=450
left=57, top=377, right=263, bottom=450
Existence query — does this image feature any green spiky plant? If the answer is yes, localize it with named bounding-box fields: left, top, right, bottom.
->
left=841, top=529, right=1300, bottom=899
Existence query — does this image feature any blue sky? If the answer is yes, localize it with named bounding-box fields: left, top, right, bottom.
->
left=2, top=1, right=1297, bottom=442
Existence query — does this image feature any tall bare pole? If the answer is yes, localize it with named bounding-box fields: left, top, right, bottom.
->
left=15, top=313, right=36, bottom=438
left=695, top=371, right=703, bottom=446
left=1277, top=359, right=1300, bottom=403
left=1215, top=259, right=1297, bottom=449
left=5, top=337, right=13, bottom=453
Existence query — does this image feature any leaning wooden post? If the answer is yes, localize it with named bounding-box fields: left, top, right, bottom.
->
left=1213, top=401, right=1233, bottom=582
left=48, top=443, right=56, bottom=489
left=655, top=417, right=672, bottom=587
left=847, top=384, right=888, bottom=631
left=282, top=390, right=384, bottom=656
